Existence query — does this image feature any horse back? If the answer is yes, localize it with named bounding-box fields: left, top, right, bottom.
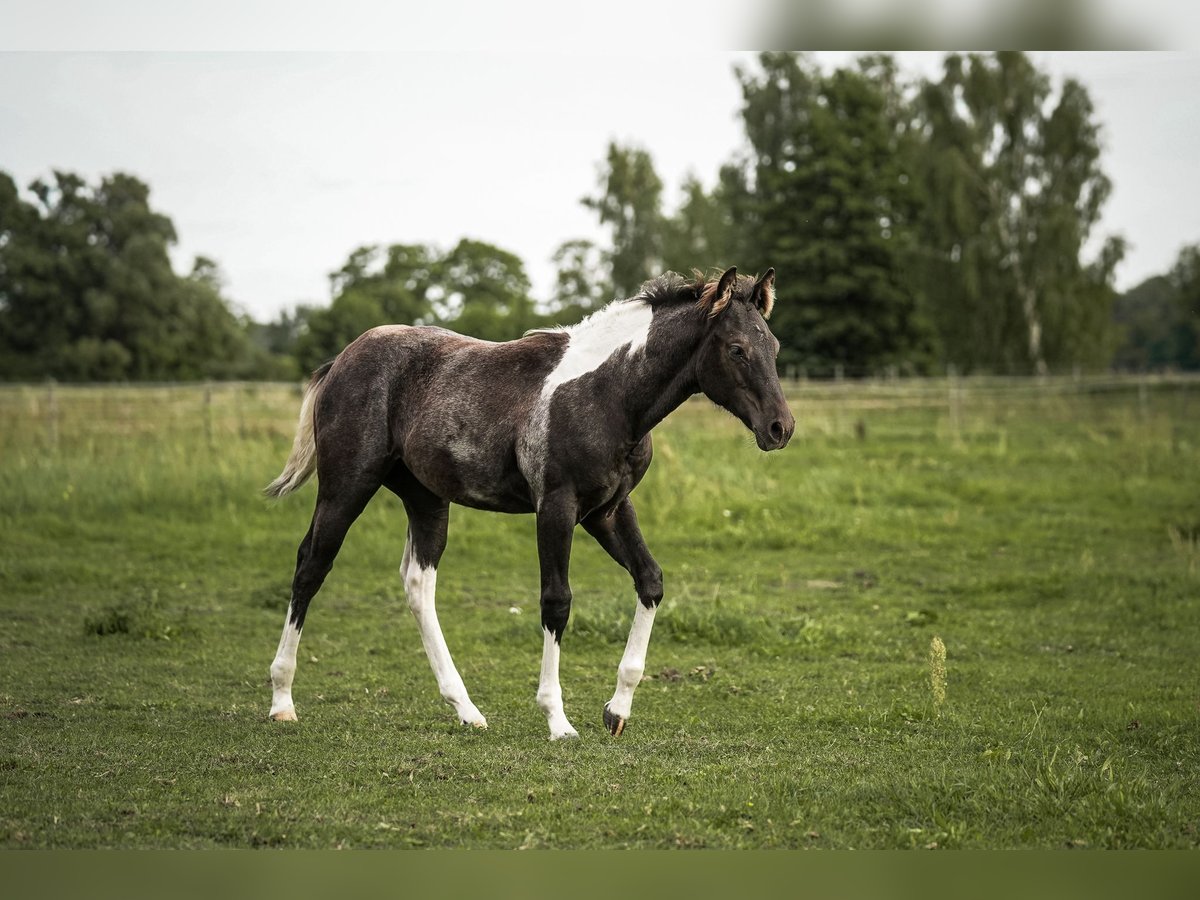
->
left=317, top=324, right=567, bottom=512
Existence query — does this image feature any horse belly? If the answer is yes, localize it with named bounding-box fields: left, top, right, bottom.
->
left=404, top=430, right=534, bottom=513
left=450, top=441, right=534, bottom=512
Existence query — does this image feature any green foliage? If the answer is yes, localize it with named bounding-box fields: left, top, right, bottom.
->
left=660, top=175, right=743, bottom=278
left=911, top=52, right=1123, bottom=374
left=572, top=52, right=1133, bottom=377
left=0, top=53, right=1180, bottom=382
left=734, top=54, right=935, bottom=375
left=1113, top=276, right=1179, bottom=370
left=294, top=291, right=386, bottom=373
left=1, top=378, right=1198, bottom=847
left=583, top=143, right=665, bottom=299
left=293, top=239, right=539, bottom=369
left=0, top=171, right=269, bottom=381
left=1168, top=246, right=1200, bottom=369
left=1113, top=245, right=1200, bottom=372
left=572, top=53, right=940, bottom=374
left=436, top=239, right=535, bottom=341
left=549, top=238, right=610, bottom=321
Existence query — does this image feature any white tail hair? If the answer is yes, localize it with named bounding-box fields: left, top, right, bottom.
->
left=264, top=364, right=331, bottom=498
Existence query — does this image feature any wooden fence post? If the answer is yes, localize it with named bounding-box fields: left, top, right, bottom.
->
left=46, top=378, right=59, bottom=451
left=204, top=380, right=214, bottom=448
left=947, top=364, right=961, bottom=443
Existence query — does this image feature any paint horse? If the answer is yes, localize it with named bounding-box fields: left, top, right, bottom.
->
left=265, top=266, right=794, bottom=739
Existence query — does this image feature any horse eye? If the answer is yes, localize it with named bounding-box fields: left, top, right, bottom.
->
left=729, top=344, right=745, bottom=359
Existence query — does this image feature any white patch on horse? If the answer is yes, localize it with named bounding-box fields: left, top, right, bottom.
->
left=269, top=605, right=302, bottom=721
left=539, top=299, right=653, bottom=400
left=606, top=602, right=657, bottom=722
left=537, top=627, right=578, bottom=740
left=521, top=299, right=654, bottom=502
left=402, top=549, right=487, bottom=728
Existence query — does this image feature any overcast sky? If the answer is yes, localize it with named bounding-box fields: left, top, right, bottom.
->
left=2, top=48, right=1198, bottom=321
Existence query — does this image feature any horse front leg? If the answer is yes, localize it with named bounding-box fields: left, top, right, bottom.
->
left=535, top=492, right=579, bottom=740
left=583, top=498, right=663, bottom=736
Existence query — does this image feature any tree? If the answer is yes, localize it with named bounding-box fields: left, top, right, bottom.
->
left=166, top=257, right=260, bottom=380
left=436, top=238, right=534, bottom=341
left=549, top=238, right=610, bottom=322
left=583, top=143, right=664, bottom=299
left=1112, top=276, right=1178, bottom=370
left=912, top=52, right=1124, bottom=373
left=734, top=53, right=934, bottom=374
left=1111, top=244, right=1200, bottom=372
left=0, top=169, right=254, bottom=380
left=328, top=243, right=437, bottom=325
left=661, top=175, right=741, bottom=277
left=1167, top=244, right=1200, bottom=370
left=294, top=292, right=387, bottom=373
left=296, top=242, right=437, bottom=370
left=295, top=239, right=537, bottom=369
left=247, top=306, right=306, bottom=379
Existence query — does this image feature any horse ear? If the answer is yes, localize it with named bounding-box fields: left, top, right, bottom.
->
left=699, top=266, right=738, bottom=318
left=753, top=268, right=775, bottom=319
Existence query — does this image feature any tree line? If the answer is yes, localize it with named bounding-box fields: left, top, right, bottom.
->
left=2, top=51, right=1197, bottom=382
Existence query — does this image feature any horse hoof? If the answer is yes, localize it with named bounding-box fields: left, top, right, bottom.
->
left=463, top=718, right=488, bottom=730
left=550, top=729, right=580, bottom=741
left=603, top=703, right=626, bottom=737
left=270, top=709, right=298, bottom=722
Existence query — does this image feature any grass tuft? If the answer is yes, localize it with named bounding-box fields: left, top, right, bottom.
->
left=82, top=605, right=134, bottom=636
left=81, top=591, right=191, bottom=641
left=929, top=635, right=946, bottom=710
left=1166, top=523, right=1199, bottom=576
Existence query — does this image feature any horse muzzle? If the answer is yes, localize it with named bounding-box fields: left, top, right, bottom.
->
left=754, top=412, right=795, bottom=451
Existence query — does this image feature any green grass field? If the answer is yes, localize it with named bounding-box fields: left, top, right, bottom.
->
left=1, top=376, right=1198, bottom=848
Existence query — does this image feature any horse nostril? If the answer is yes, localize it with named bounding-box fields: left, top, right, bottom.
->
left=769, top=420, right=785, bottom=443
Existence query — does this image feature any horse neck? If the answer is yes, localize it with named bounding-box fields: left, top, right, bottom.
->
left=626, top=304, right=707, bottom=443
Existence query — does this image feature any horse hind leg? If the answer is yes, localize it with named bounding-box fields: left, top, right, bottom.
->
left=269, top=589, right=304, bottom=720
left=269, top=524, right=313, bottom=722
left=398, top=496, right=487, bottom=729
left=269, top=628, right=302, bottom=720
left=269, top=477, right=379, bottom=721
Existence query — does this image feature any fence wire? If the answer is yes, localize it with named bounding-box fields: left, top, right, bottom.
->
left=0, top=375, right=1196, bottom=456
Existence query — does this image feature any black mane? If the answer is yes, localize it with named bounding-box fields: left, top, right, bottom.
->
left=636, top=270, right=760, bottom=309
left=635, top=271, right=704, bottom=307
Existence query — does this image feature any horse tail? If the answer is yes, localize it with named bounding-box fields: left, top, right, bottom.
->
left=264, top=360, right=335, bottom=499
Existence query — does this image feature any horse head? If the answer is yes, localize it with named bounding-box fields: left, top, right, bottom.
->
left=694, top=266, right=795, bottom=451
